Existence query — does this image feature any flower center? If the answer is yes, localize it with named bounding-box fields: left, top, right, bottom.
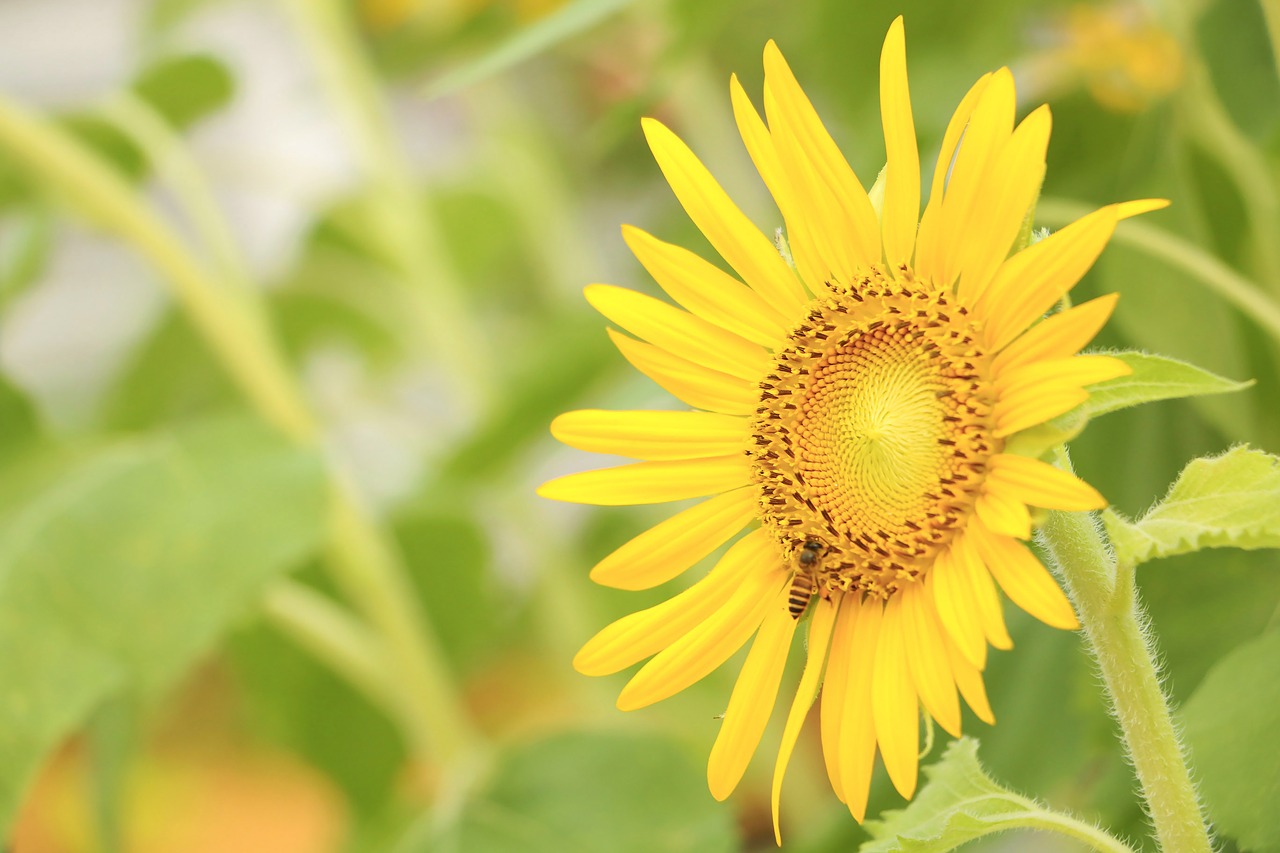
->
left=750, top=269, right=1000, bottom=599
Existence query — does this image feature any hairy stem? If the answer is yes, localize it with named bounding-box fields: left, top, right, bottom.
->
left=1038, top=456, right=1214, bottom=853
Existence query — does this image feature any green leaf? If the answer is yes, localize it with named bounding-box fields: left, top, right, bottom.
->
left=423, top=0, right=637, bottom=99
left=861, top=739, right=1128, bottom=853
left=1082, top=352, right=1252, bottom=418
left=132, top=54, right=236, bottom=130
left=407, top=730, right=740, bottom=853
left=1103, top=446, right=1280, bottom=568
left=0, top=415, right=327, bottom=831
left=1182, top=630, right=1280, bottom=853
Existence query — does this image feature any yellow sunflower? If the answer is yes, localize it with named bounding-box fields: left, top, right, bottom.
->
left=538, top=16, right=1165, bottom=842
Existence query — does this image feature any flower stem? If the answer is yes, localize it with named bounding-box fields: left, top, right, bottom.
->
left=1038, top=454, right=1214, bottom=853
left=1006, top=808, right=1135, bottom=853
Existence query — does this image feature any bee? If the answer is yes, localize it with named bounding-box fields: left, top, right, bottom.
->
left=788, top=537, right=825, bottom=619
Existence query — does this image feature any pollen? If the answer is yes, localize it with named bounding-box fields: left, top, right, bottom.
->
left=750, top=268, right=1000, bottom=599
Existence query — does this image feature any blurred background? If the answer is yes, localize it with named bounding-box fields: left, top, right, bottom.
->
left=0, top=0, right=1277, bottom=850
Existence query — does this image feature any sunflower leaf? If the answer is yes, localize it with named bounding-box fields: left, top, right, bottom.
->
left=1083, top=351, right=1251, bottom=418
left=1103, top=446, right=1280, bottom=568
left=1182, top=630, right=1280, bottom=853
left=860, top=738, right=1129, bottom=853
left=0, top=415, right=327, bottom=832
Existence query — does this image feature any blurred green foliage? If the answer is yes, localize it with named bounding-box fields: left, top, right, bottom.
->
left=0, top=0, right=1277, bottom=851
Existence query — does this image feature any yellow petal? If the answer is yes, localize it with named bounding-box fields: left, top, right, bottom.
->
left=590, top=488, right=758, bottom=590
left=946, top=638, right=995, bottom=725
left=771, top=595, right=838, bottom=846
left=820, top=594, right=855, bottom=804
left=551, top=409, right=746, bottom=461
left=872, top=593, right=919, bottom=799
left=986, top=453, right=1106, bottom=511
left=839, top=595, right=882, bottom=822
left=763, top=41, right=881, bottom=276
left=980, top=199, right=1168, bottom=351
left=915, top=72, right=993, bottom=284
left=622, top=224, right=789, bottom=348
left=878, top=16, right=920, bottom=269
left=929, top=68, right=1016, bottom=288
left=585, top=284, right=770, bottom=381
left=991, top=293, right=1119, bottom=375
left=731, top=73, right=827, bottom=291
left=974, top=490, right=1032, bottom=539
left=970, top=524, right=1080, bottom=630
left=954, top=533, right=1013, bottom=650
left=537, top=454, right=749, bottom=505
left=707, top=586, right=797, bottom=801
left=993, top=354, right=1132, bottom=437
left=573, top=529, right=774, bottom=676
left=608, top=329, right=759, bottom=415
left=642, top=117, right=807, bottom=316
left=928, top=548, right=987, bottom=670
left=618, top=564, right=787, bottom=710
left=955, top=105, right=1052, bottom=303
left=901, top=583, right=962, bottom=737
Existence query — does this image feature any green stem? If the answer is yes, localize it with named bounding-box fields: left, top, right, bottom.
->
left=1166, top=0, right=1280, bottom=294
left=262, top=579, right=395, bottom=711
left=1003, top=810, right=1135, bottom=853
left=1038, top=454, right=1214, bottom=853
left=0, top=93, right=482, bottom=771
left=279, top=0, right=493, bottom=407
left=1263, top=0, right=1280, bottom=82
left=1038, top=197, right=1280, bottom=346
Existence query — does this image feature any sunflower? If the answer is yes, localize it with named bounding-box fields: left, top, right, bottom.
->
left=538, top=17, right=1165, bottom=842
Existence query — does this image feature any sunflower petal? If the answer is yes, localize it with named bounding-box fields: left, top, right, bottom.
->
left=573, top=529, right=775, bottom=675
left=991, top=293, right=1119, bottom=374
left=618, top=565, right=787, bottom=710
left=642, top=117, right=806, bottom=315
left=946, top=638, right=995, bottom=724
left=590, top=487, right=758, bottom=590
left=537, top=455, right=748, bottom=505
left=763, top=41, right=881, bottom=275
left=901, top=583, right=962, bottom=737
left=608, top=329, right=759, bottom=415
left=873, top=594, right=919, bottom=798
left=974, top=489, right=1032, bottom=539
left=954, top=533, right=1013, bottom=650
left=993, top=354, right=1132, bottom=437
left=839, top=595, right=882, bottom=822
left=585, top=284, right=770, bottom=381
left=970, top=525, right=1080, bottom=630
left=771, top=595, right=838, bottom=845
left=928, top=548, right=987, bottom=669
left=622, top=225, right=788, bottom=347
left=551, top=409, right=745, bottom=461
left=879, top=16, right=920, bottom=269
left=987, top=453, right=1106, bottom=511
left=981, top=199, right=1168, bottom=350
left=820, top=594, right=855, bottom=804
left=707, top=586, right=797, bottom=801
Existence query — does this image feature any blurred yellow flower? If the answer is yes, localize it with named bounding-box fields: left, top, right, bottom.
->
left=540, top=16, right=1166, bottom=841
left=1034, top=3, right=1184, bottom=112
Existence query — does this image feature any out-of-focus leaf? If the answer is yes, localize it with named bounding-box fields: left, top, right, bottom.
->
left=1103, top=447, right=1280, bottom=567
left=99, top=311, right=238, bottom=431
left=437, top=311, right=615, bottom=486
left=131, top=54, right=236, bottom=131
left=228, top=570, right=404, bottom=818
left=1183, top=630, right=1280, bottom=853
left=423, top=0, right=637, bottom=99
left=410, top=729, right=739, bottom=853
left=0, top=205, right=53, bottom=308
left=0, top=415, right=327, bottom=831
left=0, top=371, right=41, bottom=464
left=1083, top=352, right=1251, bottom=418
left=861, top=738, right=1121, bottom=853
left=58, top=114, right=146, bottom=182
